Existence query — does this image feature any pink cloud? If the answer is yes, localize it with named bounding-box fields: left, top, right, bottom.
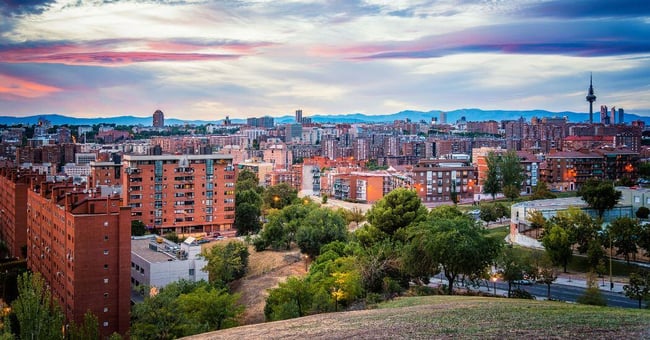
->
left=0, top=74, right=62, bottom=98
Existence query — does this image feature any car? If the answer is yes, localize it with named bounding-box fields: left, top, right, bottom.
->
left=513, top=279, right=533, bottom=285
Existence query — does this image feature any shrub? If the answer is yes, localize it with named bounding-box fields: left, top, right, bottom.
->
left=636, top=206, right=650, bottom=219
left=510, top=289, right=535, bottom=300
left=577, top=287, right=607, bottom=306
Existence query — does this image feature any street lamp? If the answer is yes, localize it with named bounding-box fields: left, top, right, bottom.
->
left=491, top=276, right=497, bottom=296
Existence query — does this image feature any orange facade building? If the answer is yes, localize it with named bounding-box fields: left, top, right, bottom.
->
left=122, top=154, right=236, bottom=235
left=27, top=179, right=131, bottom=337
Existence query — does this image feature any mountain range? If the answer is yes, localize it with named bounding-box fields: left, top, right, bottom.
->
left=0, top=109, right=647, bottom=126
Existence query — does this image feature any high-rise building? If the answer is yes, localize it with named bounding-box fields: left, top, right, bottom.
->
left=600, top=105, right=610, bottom=125
left=27, top=179, right=131, bottom=337
left=618, top=108, right=624, bottom=124
left=439, top=111, right=447, bottom=125
left=122, top=154, right=236, bottom=235
left=295, top=109, right=303, bottom=124
left=586, top=74, right=597, bottom=123
left=153, top=109, right=165, bottom=128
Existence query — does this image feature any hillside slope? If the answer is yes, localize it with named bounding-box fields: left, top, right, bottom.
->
left=184, top=296, right=650, bottom=339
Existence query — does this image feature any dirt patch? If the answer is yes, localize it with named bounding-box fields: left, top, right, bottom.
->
left=231, top=247, right=308, bottom=325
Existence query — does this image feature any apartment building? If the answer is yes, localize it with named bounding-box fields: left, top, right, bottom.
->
left=411, top=159, right=477, bottom=203
left=122, top=154, right=236, bottom=235
left=0, top=167, right=45, bottom=259
left=27, top=179, right=131, bottom=337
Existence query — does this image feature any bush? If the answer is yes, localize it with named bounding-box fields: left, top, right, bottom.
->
left=365, top=293, right=383, bottom=306
left=510, top=289, right=535, bottom=300
left=407, top=285, right=440, bottom=296
left=321, top=195, right=328, bottom=204
left=577, top=287, right=607, bottom=306
left=636, top=206, right=650, bottom=219
left=253, top=237, right=267, bottom=252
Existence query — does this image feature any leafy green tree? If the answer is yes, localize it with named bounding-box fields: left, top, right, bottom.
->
left=577, top=178, right=621, bottom=219
left=201, top=240, right=249, bottom=287
left=296, top=208, right=348, bottom=258
left=355, top=240, right=402, bottom=293
left=177, top=286, right=243, bottom=330
left=636, top=206, right=650, bottom=219
left=567, top=208, right=599, bottom=254
left=366, top=188, right=427, bottom=241
left=527, top=210, right=546, bottom=237
left=234, top=189, right=262, bottom=235
left=577, top=274, right=607, bottom=306
left=623, top=271, right=650, bottom=309
left=483, top=151, right=501, bottom=200
left=12, top=272, right=64, bottom=340
left=344, top=207, right=366, bottom=229
left=541, top=225, right=573, bottom=273
left=639, top=162, right=650, bottom=180
left=236, top=169, right=261, bottom=192
left=264, top=276, right=313, bottom=321
left=263, top=183, right=298, bottom=210
left=479, top=204, right=498, bottom=226
left=407, top=215, right=502, bottom=295
left=609, top=217, right=641, bottom=264
left=640, top=223, right=650, bottom=257
left=259, top=202, right=315, bottom=250
left=131, top=220, right=147, bottom=236
left=131, top=280, right=208, bottom=339
left=530, top=181, right=557, bottom=200
left=500, top=150, right=525, bottom=200
left=67, top=310, right=99, bottom=340
left=498, top=247, right=532, bottom=297
left=586, top=239, right=606, bottom=272
left=535, top=255, right=558, bottom=300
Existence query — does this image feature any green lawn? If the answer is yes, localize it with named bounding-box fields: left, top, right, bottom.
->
left=485, top=226, right=509, bottom=241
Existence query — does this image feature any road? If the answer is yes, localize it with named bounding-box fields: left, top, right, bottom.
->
left=431, top=274, right=640, bottom=309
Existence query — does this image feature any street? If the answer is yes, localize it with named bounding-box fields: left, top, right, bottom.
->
left=430, top=274, right=641, bottom=309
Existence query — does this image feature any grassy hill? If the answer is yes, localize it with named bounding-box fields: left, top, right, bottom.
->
left=184, top=295, right=649, bottom=339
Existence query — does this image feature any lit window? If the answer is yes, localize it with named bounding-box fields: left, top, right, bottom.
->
left=104, top=278, right=109, bottom=284
left=103, top=321, right=108, bottom=327
left=104, top=307, right=108, bottom=313
left=103, top=250, right=109, bottom=255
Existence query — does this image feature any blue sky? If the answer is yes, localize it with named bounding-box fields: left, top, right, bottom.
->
left=0, top=0, right=649, bottom=120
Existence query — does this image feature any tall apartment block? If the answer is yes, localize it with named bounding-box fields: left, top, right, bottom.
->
left=411, top=159, right=477, bottom=203
left=0, top=168, right=45, bottom=259
left=122, top=154, right=236, bottom=235
left=152, top=109, right=165, bottom=128
left=27, top=179, right=131, bottom=337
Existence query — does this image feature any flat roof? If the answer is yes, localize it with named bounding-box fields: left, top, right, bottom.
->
left=123, top=154, right=233, bottom=161
left=512, top=196, right=588, bottom=210
left=131, top=237, right=176, bottom=263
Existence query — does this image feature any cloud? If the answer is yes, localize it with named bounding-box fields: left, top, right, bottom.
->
left=0, top=0, right=57, bottom=16
left=0, top=73, right=61, bottom=98
left=0, top=38, right=273, bottom=66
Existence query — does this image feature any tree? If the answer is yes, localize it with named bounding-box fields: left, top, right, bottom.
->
left=609, top=217, right=641, bottom=264
left=407, top=215, right=502, bottom=295
left=234, top=189, right=262, bottom=235
left=502, top=185, right=520, bottom=202
left=636, top=206, right=650, bottom=219
left=623, top=271, right=650, bottom=309
left=131, top=280, right=208, bottom=339
left=483, top=151, right=501, bottom=200
left=577, top=273, right=607, bottom=306
left=263, top=183, right=298, bottom=211
left=344, top=207, right=366, bottom=229
left=479, top=204, right=498, bottom=226
left=365, top=188, right=427, bottom=241
left=67, top=310, right=99, bottom=340
left=568, top=208, right=599, bottom=254
left=296, top=208, right=348, bottom=258
left=640, top=223, right=650, bottom=257
left=131, top=220, right=147, bottom=236
left=535, top=256, right=558, bottom=300
left=264, top=277, right=313, bottom=321
left=577, top=178, right=621, bottom=219
left=11, top=272, right=64, bottom=340
left=259, top=202, right=315, bottom=250
left=498, top=247, right=532, bottom=297
left=527, top=210, right=546, bottom=237
left=586, top=239, right=606, bottom=272
left=236, top=169, right=260, bottom=192
left=530, top=181, right=557, bottom=200
left=355, top=241, right=402, bottom=293
left=541, top=225, right=573, bottom=273
left=201, top=240, right=249, bottom=287
left=177, top=286, right=243, bottom=331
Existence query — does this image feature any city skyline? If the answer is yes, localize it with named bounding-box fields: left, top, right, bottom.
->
left=1, top=0, right=649, bottom=120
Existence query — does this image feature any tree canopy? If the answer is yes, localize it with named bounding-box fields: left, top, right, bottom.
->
left=577, top=178, right=621, bottom=218
left=365, top=188, right=427, bottom=241
left=295, top=208, right=348, bottom=258
left=201, top=240, right=250, bottom=287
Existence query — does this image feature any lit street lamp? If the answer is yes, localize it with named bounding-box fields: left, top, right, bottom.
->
left=491, top=276, right=497, bottom=296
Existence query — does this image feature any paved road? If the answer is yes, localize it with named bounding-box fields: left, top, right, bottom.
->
left=431, top=275, right=641, bottom=309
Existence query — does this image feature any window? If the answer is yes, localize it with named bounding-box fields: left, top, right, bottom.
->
left=189, top=269, right=195, bottom=275
left=104, top=235, right=109, bottom=241
left=104, top=278, right=109, bottom=284
left=104, top=307, right=109, bottom=313
left=103, top=250, right=109, bottom=255
left=104, top=264, right=108, bottom=270
left=103, top=322, right=109, bottom=327
left=104, top=292, right=109, bottom=298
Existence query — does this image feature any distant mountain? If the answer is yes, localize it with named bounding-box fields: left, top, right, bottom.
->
left=1, top=109, right=648, bottom=126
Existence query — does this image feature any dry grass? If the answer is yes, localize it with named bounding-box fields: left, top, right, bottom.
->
left=230, top=245, right=307, bottom=325
left=184, top=296, right=650, bottom=340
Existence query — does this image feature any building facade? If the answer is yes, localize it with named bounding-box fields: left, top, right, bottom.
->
left=411, top=159, right=477, bottom=203
left=27, top=180, right=131, bottom=337
left=122, top=154, right=236, bottom=235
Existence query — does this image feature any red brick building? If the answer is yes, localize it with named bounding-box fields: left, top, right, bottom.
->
left=411, top=159, right=477, bottom=203
left=0, top=167, right=45, bottom=259
left=27, top=179, right=131, bottom=337
left=122, top=154, right=236, bottom=235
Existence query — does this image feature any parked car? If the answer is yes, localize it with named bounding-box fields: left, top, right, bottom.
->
left=513, top=279, right=533, bottom=285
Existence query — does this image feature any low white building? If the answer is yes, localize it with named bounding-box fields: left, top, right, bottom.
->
left=131, top=235, right=209, bottom=289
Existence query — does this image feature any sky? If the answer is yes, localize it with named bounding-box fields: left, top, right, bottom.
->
left=0, top=0, right=649, bottom=121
